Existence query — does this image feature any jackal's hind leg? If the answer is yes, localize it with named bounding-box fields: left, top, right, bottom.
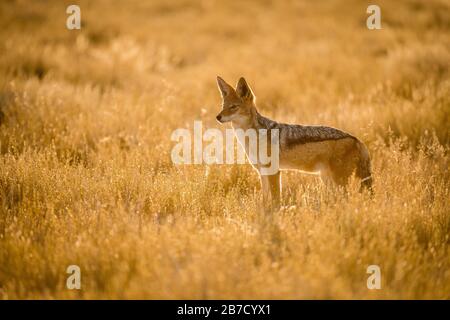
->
left=329, top=156, right=359, bottom=188
left=318, top=164, right=336, bottom=187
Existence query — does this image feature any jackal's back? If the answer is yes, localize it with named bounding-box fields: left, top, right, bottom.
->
left=254, top=114, right=356, bottom=150
left=279, top=124, right=355, bottom=150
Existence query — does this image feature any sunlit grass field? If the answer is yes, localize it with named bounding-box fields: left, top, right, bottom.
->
left=0, top=0, right=449, bottom=299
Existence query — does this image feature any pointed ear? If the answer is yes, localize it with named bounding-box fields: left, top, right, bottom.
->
left=236, top=77, right=254, bottom=102
left=216, top=76, right=234, bottom=98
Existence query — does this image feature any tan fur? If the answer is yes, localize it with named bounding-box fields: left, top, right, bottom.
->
left=216, top=76, right=372, bottom=210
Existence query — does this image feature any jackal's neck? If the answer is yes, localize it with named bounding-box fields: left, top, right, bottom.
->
left=232, top=107, right=277, bottom=131
left=254, top=111, right=278, bottom=130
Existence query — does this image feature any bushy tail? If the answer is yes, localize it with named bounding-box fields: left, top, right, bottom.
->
left=356, top=140, right=373, bottom=192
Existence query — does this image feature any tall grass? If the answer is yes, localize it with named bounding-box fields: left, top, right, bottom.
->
left=0, top=0, right=449, bottom=299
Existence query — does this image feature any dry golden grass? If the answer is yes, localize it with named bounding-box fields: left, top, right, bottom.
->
left=0, top=0, right=449, bottom=299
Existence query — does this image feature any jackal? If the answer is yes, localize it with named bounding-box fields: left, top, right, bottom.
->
left=216, top=76, right=372, bottom=209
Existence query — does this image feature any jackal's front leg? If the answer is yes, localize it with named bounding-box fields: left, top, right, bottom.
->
left=260, top=171, right=281, bottom=211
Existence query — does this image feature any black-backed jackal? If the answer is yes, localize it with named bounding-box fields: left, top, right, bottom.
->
left=216, top=76, right=372, bottom=210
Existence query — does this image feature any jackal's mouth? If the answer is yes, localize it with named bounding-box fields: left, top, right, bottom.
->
left=216, top=114, right=224, bottom=123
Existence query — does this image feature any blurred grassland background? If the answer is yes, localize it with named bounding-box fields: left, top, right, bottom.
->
left=0, top=0, right=449, bottom=299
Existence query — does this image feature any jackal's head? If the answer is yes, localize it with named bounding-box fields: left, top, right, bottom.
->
left=216, top=76, right=256, bottom=124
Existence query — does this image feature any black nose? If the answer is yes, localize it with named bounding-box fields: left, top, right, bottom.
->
left=216, top=115, right=222, bottom=122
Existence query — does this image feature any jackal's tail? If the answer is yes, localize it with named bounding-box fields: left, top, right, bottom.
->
left=355, top=140, right=373, bottom=192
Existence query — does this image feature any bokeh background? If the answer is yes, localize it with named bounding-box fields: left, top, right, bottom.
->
left=0, top=0, right=449, bottom=299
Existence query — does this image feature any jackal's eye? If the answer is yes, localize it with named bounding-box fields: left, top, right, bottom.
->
left=230, top=104, right=239, bottom=110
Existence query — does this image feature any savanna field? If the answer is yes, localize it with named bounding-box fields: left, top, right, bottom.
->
left=0, top=0, right=449, bottom=299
